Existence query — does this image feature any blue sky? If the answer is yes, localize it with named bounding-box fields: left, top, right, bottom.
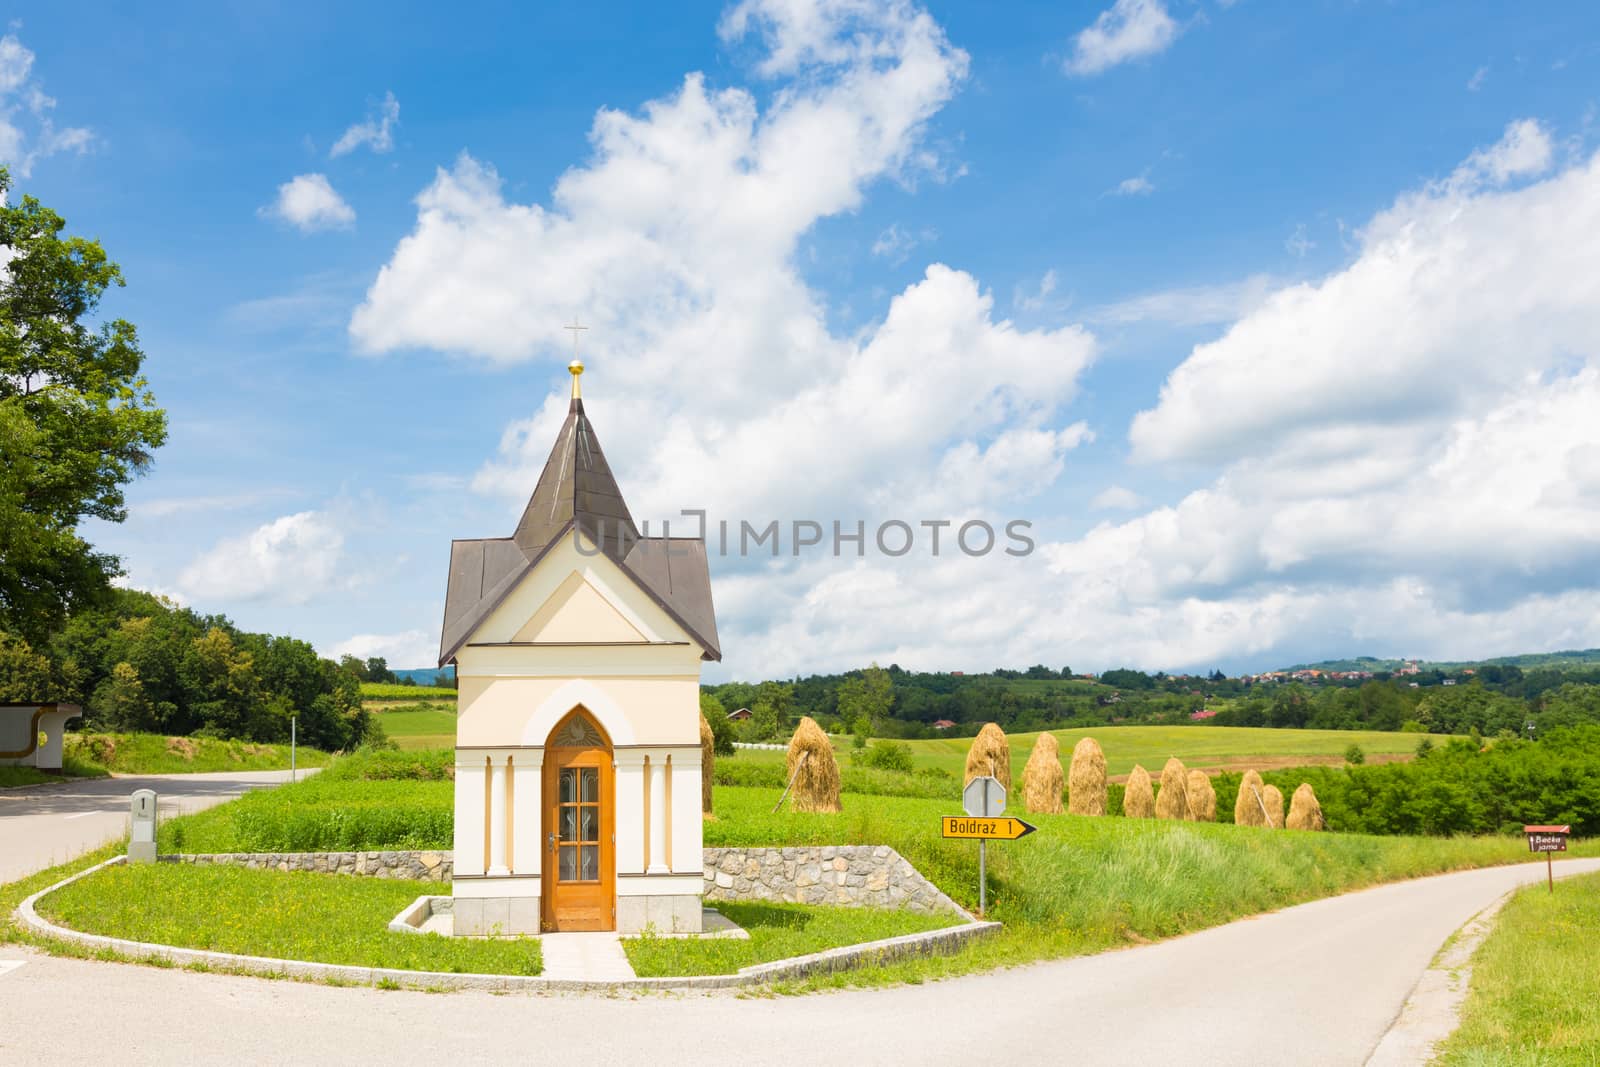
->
left=8, top=1, right=1600, bottom=678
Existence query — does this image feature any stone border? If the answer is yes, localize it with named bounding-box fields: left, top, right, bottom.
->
left=17, top=856, right=999, bottom=993
left=704, top=846, right=969, bottom=917
left=165, top=850, right=451, bottom=882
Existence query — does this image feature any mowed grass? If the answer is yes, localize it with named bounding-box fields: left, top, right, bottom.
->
left=738, top=724, right=1443, bottom=779
left=1437, top=869, right=1600, bottom=1064
left=62, top=732, right=333, bottom=775
left=371, top=703, right=457, bottom=751
left=623, top=900, right=957, bottom=977
left=37, top=862, right=542, bottom=976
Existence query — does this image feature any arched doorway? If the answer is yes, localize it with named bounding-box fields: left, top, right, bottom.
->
left=542, top=707, right=615, bottom=931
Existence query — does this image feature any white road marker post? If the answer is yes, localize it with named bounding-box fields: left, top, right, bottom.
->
left=291, top=715, right=297, bottom=783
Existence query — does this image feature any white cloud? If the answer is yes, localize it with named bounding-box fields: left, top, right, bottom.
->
left=261, top=173, right=356, bottom=232
left=176, top=512, right=345, bottom=604
left=1012, top=268, right=1059, bottom=313
left=1111, top=173, right=1154, bottom=196
left=1064, top=0, right=1180, bottom=77
left=1090, top=486, right=1143, bottom=511
left=356, top=0, right=1092, bottom=531
left=1131, top=119, right=1592, bottom=465
left=1086, top=274, right=1275, bottom=327
left=1284, top=223, right=1313, bottom=258
left=0, top=33, right=91, bottom=178
left=330, top=91, right=400, bottom=158
left=1468, top=65, right=1489, bottom=92
left=328, top=629, right=434, bottom=669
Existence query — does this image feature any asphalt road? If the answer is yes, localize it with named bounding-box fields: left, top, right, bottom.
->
left=3, top=852, right=1594, bottom=1065
left=0, top=770, right=306, bottom=882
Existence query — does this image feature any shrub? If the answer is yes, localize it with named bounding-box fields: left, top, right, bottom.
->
left=856, top=740, right=914, bottom=774
left=1344, top=743, right=1366, bottom=766
left=1066, top=736, right=1106, bottom=816
left=1123, top=764, right=1155, bottom=818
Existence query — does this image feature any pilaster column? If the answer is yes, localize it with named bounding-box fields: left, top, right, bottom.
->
left=646, top=751, right=669, bottom=875
left=488, top=755, right=509, bottom=876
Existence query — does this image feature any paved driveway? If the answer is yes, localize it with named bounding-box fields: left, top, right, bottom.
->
left=0, top=770, right=306, bottom=882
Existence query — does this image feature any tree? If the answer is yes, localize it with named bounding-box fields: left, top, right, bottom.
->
left=836, top=664, right=893, bottom=739
left=0, top=170, right=167, bottom=645
left=699, top=692, right=735, bottom=755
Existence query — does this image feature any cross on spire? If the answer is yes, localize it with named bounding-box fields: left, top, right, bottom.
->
left=564, top=320, right=588, bottom=399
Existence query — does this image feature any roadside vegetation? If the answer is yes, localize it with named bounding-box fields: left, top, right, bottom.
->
left=58, top=732, right=333, bottom=776
left=37, top=862, right=541, bottom=976
left=0, top=753, right=108, bottom=787
left=623, top=900, right=956, bottom=977
left=1437, top=870, right=1600, bottom=1063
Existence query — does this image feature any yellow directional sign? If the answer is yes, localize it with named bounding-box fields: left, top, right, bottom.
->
left=941, top=815, right=1037, bottom=841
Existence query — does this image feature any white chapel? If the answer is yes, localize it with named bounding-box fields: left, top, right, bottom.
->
left=439, top=360, right=719, bottom=935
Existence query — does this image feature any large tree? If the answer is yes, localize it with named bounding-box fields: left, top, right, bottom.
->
left=0, top=168, right=166, bottom=645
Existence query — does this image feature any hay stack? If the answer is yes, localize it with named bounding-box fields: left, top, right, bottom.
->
left=1123, top=764, right=1155, bottom=818
left=1066, top=736, right=1107, bottom=816
left=1185, top=769, right=1217, bottom=822
left=964, top=723, right=1012, bottom=791
left=699, top=714, right=715, bottom=814
left=785, top=716, right=841, bottom=813
left=1286, top=783, right=1325, bottom=831
left=1154, top=757, right=1190, bottom=820
left=1022, top=733, right=1065, bottom=814
left=1262, top=784, right=1286, bottom=829
left=1235, top=769, right=1268, bottom=827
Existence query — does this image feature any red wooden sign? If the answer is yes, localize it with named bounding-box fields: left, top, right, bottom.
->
left=1524, top=824, right=1570, bottom=853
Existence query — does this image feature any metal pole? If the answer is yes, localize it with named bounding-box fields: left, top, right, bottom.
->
left=979, top=839, right=987, bottom=919
left=291, top=716, right=297, bottom=784
left=1548, top=853, right=1554, bottom=893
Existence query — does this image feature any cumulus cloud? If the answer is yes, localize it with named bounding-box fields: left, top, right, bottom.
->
left=330, top=91, right=399, bottom=158
left=1064, top=0, right=1179, bottom=77
left=0, top=33, right=92, bottom=177
left=356, top=0, right=1092, bottom=531
left=1090, top=486, right=1144, bottom=511
left=177, top=512, right=345, bottom=604
left=1111, top=172, right=1154, bottom=196
left=261, top=173, right=356, bottom=232
left=328, top=629, right=434, bottom=669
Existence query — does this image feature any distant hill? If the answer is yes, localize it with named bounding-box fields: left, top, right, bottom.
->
left=393, top=666, right=456, bottom=686
left=1281, top=649, right=1600, bottom=674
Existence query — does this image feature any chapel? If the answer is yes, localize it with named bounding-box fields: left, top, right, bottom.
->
left=438, top=360, right=719, bottom=935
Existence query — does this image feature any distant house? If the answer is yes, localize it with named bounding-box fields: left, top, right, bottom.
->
left=1442, top=679, right=1457, bottom=687
left=951, top=671, right=965, bottom=677
left=727, top=707, right=752, bottom=721
left=1190, top=709, right=1218, bottom=721
left=931, top=719, right=957, bottom=731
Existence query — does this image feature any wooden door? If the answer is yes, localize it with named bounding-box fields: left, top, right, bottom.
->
left=542, top=711, right=614, bottom=932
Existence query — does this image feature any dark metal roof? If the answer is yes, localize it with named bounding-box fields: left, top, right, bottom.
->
left=438, top=399, right=719, bottom=666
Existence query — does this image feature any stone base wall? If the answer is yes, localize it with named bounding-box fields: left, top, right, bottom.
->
left=167, top=851, right=451, bottom=882
left=454, top=896, right=539, bottom=936
left=702, top=846, right=967, bottom=917
left=617, top=894, right=701, bottom=934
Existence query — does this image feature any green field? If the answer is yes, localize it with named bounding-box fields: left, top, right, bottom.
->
left=371, top=703, right=457, bottom=750
left=38, top=863, right=541, bottom=977
left=738, top=724, right=1438, bottom=779
left=1438, top=869, right=1600, bottom=1063
left=360, top=682, right=457, bottom=701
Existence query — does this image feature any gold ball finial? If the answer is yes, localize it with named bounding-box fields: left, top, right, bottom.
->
left=568, top=359, right=583, bottom=399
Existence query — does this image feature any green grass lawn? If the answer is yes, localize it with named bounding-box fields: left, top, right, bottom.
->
left=0, top=755, right=109, bottom=787
left=737, top=724, right=1443, bottom=780
left=623, top=900, right=958, bottom=977
left=61, top=732, right=333, bottom=775
left=360, top=682, right=457, bottom=701
left=37, top=863, right=541, bottom=976
left=1437, top=869, right=1600, bottom=1064
left=371, top=703, right=457, bottom=751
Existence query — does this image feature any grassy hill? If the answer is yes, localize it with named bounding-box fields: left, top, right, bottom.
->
left=1283, top=649, right=1600, bottom=674
left=735, top=724, right=1434, bottom=780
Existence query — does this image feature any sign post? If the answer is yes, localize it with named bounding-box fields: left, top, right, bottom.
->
left=950, top=776, right=1036, bottom=918
left=1524, top=824, right=1570, bottom=893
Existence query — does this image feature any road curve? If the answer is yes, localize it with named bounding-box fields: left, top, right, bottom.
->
left=2, top=855, right=1594, bottom=1065
left=0, top=770, right=307, bottom=883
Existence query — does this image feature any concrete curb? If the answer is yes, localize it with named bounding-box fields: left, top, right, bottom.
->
left=15, top=856, right=1000, bottom=994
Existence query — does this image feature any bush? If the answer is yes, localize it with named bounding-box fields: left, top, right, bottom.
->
left=319, top=747, right=452, bottom=781
left=1344, top=743, right=1366, bottom=766
left=855, top=740, right=914, bottom=773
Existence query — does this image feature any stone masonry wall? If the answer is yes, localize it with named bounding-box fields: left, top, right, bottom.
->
left=167, top=850, right=452, bottom=882
left=702, top=846, right=968, bottom=917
